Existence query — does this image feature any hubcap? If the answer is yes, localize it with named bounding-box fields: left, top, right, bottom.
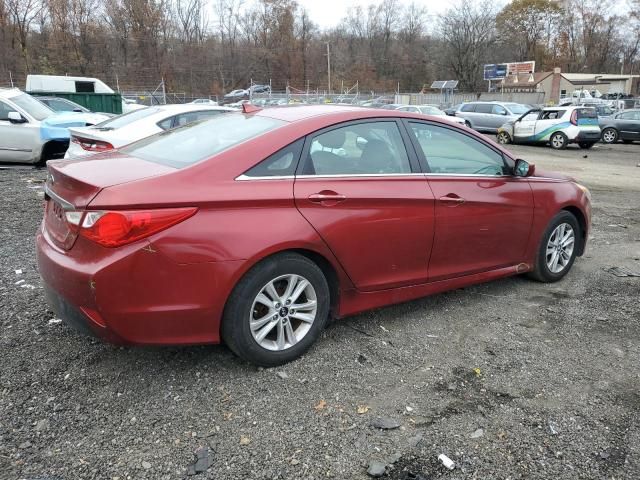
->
left=603, top=130, right=615, bottom=142
left=552, top=135, right=564, bottom=148
left=546, top=223, right=575, bottom=274
left=498, top=133, right=508, bottom=143
left=250, top=274, right=318, bottom=351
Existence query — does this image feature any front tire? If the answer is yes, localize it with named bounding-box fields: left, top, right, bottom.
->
left=222, top=253, right=330, bottom=366
left=528, top=211, right=580, bottom=283
left=550, top=132, right=568, bottom=150
left=496, top=131, right=511, bottom=144
left=601, top=127, right=618, bottom=144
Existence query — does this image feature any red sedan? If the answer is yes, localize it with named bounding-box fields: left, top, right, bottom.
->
left=37, top=105, right=591, bottom=366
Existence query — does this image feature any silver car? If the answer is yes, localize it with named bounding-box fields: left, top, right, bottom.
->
left=0, top=88, right=108, bottom=164
left=455, top=101, right=530, bottom=132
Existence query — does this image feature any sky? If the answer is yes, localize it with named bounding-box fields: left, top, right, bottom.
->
left=299, top=0, right=458, bottom=29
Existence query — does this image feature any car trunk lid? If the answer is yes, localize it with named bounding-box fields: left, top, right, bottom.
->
left=44, top=154, right=176, bottom=250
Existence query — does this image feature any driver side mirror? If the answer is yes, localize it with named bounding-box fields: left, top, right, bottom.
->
left=8, top=111, right=26, bottom=124
left=514, top=158, right=535, bottom=177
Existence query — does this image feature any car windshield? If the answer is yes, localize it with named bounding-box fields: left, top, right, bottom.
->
left=506, top=104, right=529, bottom=114
left=420, top=106, right=445, bottom=115
left=94, top=107, right=160, bottom=129
left=121, top=113, right=285, bottom=168
left=12, top=93, right=54, bottom=121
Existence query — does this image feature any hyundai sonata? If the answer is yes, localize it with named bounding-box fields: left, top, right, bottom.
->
left=37, top=105, right=591, bottom=366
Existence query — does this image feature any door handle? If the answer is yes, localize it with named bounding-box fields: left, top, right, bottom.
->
left=308, top=192, right=346, bottom=204
left=439, top=194, right=465, bottom=206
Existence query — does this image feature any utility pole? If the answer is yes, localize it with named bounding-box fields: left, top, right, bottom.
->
left=325, top=42, right=331, bottom=94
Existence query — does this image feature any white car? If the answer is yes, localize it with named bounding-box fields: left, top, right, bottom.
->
left=395, top=105, right=466, bottom=125
left=65, top=104, right=234, bottom=158
left=496, top=106, right=601, bottom=150
left=0, top=88, right=109, bottom=164
left=190, top=98, right=219, bottom=105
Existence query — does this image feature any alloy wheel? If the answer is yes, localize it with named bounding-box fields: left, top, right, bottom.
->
left=545, top=223, right=575, bottom=274
left=551, top=134, right=565, bottom=149
left=602, top=129, right=617, bottom=143
left=250, top=274, right=318, bottom=351
left=497, top=132, right=510, bottom=144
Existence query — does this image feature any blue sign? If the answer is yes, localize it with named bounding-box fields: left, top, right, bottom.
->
left=484, top=64, right=508, bottom=80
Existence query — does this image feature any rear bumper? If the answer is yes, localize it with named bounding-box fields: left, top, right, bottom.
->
left=573, top=131, right=601, bottom=143
left=36, top=226, right=244, bottom=346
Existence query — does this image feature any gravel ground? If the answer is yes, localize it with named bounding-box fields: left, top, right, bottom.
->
left=1, top=142, right=639, bottom=480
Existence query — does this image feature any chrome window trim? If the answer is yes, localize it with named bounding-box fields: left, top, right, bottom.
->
left=235, top=172, right=528, bottom=180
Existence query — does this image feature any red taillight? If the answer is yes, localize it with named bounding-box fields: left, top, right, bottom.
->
left=71, top=136, right=114, bottom=152
left=570, top=110, right=578, bottom=126
left=78, top=207, right=197, bottom=247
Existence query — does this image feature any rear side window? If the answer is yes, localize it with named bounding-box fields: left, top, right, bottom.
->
left=475, top=104, right=493, bottom=114
left=577, top=108, right=597, bottom=119
left=244, top=139, right=304, bottom=177
left=97, top=107, right=160, bottom=129
left=541, top=110, right=562, bottom=120
left=460, top=104, right=475, bottom=112
left=121, top=114, right=285, bottom=168
left=302, top=121, right=411, bottom=175
left=618, top=111, right=639, bottom=120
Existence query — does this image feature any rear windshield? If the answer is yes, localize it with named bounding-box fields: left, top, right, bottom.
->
left=577, top=108, right=598, bottom=119
left=121, top=114, right=285, bottom=168
left=96, top=107, right=160, bottom=129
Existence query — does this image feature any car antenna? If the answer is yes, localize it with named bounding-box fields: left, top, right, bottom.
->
left=242, top=103, right=262, bottom=114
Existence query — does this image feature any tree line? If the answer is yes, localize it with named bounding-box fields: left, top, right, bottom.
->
left=0, top=0, right=638, bottom=95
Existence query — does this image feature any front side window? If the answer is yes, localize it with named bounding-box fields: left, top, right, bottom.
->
left=0, top=101, right=13, bottom=120
left=460, top=104, right=475, bottom=112
left=492, top=105, right=507, bottom=115
left=506, top=104, right=530, bottom=114
left=303, top=121, right=411, bottom=175
left=409, top=122, right=510, bottom=176
left=122, top=113, right=284, bottom=168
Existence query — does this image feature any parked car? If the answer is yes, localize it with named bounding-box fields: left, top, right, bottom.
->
left=38, top=105, right=591, bottom=366
left=444, top=104, right=462, bottom=116
left=65, top=104, right=234, bottom=158
left=395, top=105, right=466, bottom=125
left=599, top=109, right=640, bottom=144
left=190, top=98, right=219, bottom=105
left=455, top=101, right=531, bottom=132
left=223, top=89, right=249, bottom=103
left=249, top=84, right=271, bottom=94
left=0, top=88, right=110, bottom=164
left=496, top=106, right=601, bottom=149
left=577, top=103, right=615, bottom=118
left=37, top=96, right=116, bottom=119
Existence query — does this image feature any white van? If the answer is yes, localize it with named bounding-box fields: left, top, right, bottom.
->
left=26, top=75, right=145, bottom=113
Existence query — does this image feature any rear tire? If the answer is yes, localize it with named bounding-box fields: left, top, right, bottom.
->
left=464, top=120, right=472, bottom=129
left=578, top=142, right=595, bottom=149
left=527, top=211, right=580, bottom=283
left=221, top=253, right=330, bottom=366
left=550, top=132, right=568, bottom=150
left=601, top=127, right=618, bottom=144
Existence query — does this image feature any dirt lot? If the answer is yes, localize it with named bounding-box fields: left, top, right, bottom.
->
left=1, top=141, right=639, bottom=480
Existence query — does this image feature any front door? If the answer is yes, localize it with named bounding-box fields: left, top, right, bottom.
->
left=512, top=110, right=542, bottom=143
left=294, top=120, right=436, bottom=292
left=0, top=100, right=37, bottom=162
left=406, top=121, right=534, bottom=281
left=616, top=110, right=640, bottom=141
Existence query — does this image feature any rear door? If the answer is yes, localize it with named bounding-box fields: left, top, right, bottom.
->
left=406, top=121, right=534, bottom=281
left=294, top=119, right=436, bottom=291
left=532, top=109, right=564, bottom=141
left=474, top=103, right=494, bottom=130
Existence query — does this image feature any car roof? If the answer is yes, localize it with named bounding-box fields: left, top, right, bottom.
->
left=156, top=104, right=233, bottom=113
